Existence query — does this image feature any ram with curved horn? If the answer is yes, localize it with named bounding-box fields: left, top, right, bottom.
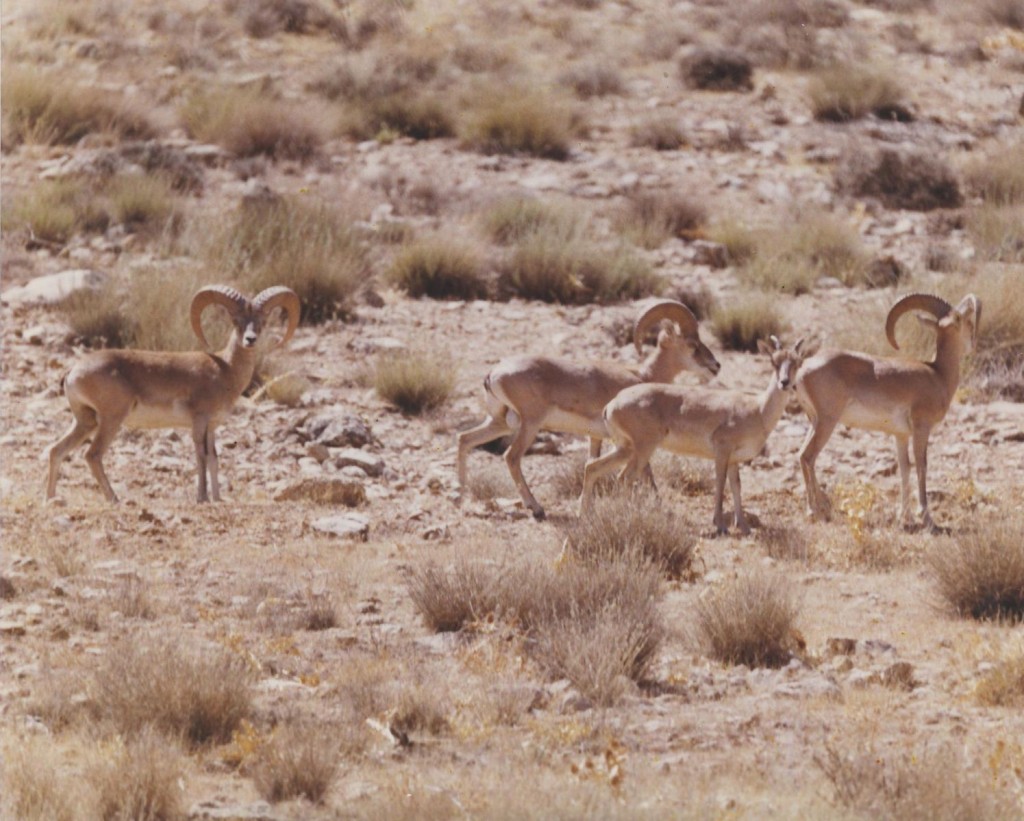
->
left=795, top=292, right=981, bottom=532
left=457, top=299, right=721, bottom=520
left=45, top=285, right=300, bottom=503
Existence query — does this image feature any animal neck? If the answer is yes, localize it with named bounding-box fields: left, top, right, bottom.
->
left=217, top=332, right=259, bottom=394
left=932, top=330, right=962, bottom=399
left=758, top=377, right=788, bottom=438
left=639, top=347, right=676, bottom=383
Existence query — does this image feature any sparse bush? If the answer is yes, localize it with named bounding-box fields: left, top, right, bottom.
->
left=680, top=48, right=753, bottom=91
left=708, top=218, right=758, bottom=266
left=205, top=195, right=366, bottom=323
left=835, top=146, right=963, bottom=211
left=92, top=636, right=255, bottom=747
left=560, top=62, right=625, bottom=98
left=818, top=740, right=1020, bottom=819
left=500, top=235, right=661, bottom=304
left=341, top=92, right=456, bottom=141
left=407, top=559, right=502, bottom=632
left=374, top=350, right=455, bottom=414
left=975, top=656, right=1024, bottom=707
left=564, top=488, right=697, bottom=580
left=967, top=204, right=1024, bottom=263
left=180, top=88, right=325, bottom=160
left=230, top=0, right=346, bottom=39
left=387, top=238, right=489, bottom=300
left=1, top=66, right=155, bottom=147
left=696, top=569, right=801, bottom=667
left=105, top=173, right=180, bottom=235
left=3, top=177, right=108, bottom=246
left=711, top=296, right=787, bottom=352
left=1, top=736, right=87, bottom=821
left=965, top=143, right=1024, bottom=206
left=982, top=0, right=1024, bottom=29
left=462, top=91, right=576, bottom=160
left=615, top=190, right=708, bottom=249
left=629, top=115, right=688, bottom=151
left=87, top=729, right=186, bottom=821
left=808, top=64, right=911, bottom=122
left=250, top=722, right=339, bottom=804
left=481, top=196, right=583, bottom=246
left=929, top=514, right=1024, bottom=620
left=58, top=281, right=130, bottom=348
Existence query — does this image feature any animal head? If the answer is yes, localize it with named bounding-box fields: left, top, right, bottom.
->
left=757, top=335, right=806, bottom=391
left=634, top=299, right=721, bottom=378
left=885, top=293, right=982, bottom=357
left=190, top=285, right=301, bottom=352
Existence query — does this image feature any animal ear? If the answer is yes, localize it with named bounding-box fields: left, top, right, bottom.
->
left=756, top=338, right=772, bottom=356
left=793, top=337, right=806, bottom=356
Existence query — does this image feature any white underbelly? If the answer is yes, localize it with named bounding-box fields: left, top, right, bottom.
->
left=541, top=408, right=607, bottom=439
left=663, top=432, right=715, bottom=461
left=125, top=401, right=194, bottom=429
left=840, top=399, right=911, bottom=435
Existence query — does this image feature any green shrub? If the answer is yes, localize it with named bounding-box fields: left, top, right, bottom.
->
left=711, top=295, right=788, bottom=352
left=808, top=64, right=910, bottom=122
left=205, top=196, right=366, bottom=323
left=387, top=238, right=488, bottom=300
left=181, top=88, right=325, bottom=160
left=1, top=66, right=155, bottom=147
left=500, top=234, right=661, bottom=304
left=462, top=91, right=576, bottom=160
left=374, top=350, right=455, bottom=414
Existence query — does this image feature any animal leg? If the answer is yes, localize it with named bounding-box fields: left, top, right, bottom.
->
left=798, top=416, right=839, bottom=521
left=580, top=446, right=631, bottom=514
left=206, top=427, right=221, bottom=502
left=728, top=462, right=749, bottom=535
left=456, top=409, right=513, bottom=492
left=83, top=411, right=127, bottom=503
left=912, top=425, right=936, bottom=533
left=712, top=451, right=730, bottom=535
left=588, top=437, right=602, bottom=459
left=503, top=419, right=546, bottom=520
left=191, top=417, right=212, bottom=503
left=45, top=407, right=97, bottom=501
left=895, top=434, right=913, bottom=527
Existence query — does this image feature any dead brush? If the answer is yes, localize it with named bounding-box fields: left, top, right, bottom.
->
left=710, top=295, right=788, bottom=352
left=928, top=513, right=1024, bottom=621
left=563, top=487, right=698, bottom=581
left=817, top=738, right=1021, bottom=820
left=374, top=349, right=456, bottom=415
left=966, top=204, right=1024, bottom=264
left=386, top=237, right=489, bottom=300
left=250, top=721, right=340, bottom=804
left=975, top=656, right=1024, bottom=707
left=695, top=569, right=802, bottom=668
left=406, top=558, right=502, bottom=632
left=835, top=146, right=963, bottom=211
left=91, top=635, right=255, bottom=747
left=480, top=195, right=584, bottom=246
left=615, top=190, right=708, bottom=249
left=629, top=115, right=688, bottom=151
left=461, top=89, right=577, bottom=160
left=1, top=735, right=89, bottom=821
left=808, top=63, right=911, bottom=122
left=86, top=728, right=186, bottom=821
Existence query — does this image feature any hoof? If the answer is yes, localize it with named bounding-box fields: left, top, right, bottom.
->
left=532, top=508, right=547, bottom=522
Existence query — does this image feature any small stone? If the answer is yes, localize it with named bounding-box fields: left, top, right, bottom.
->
left=332, top=449, right=385, bottom=477
left=826, top=637, right=858, bottom=657
left=882, top=662, right=916, bottom=691
left=312, top=513, right=370, bottom=540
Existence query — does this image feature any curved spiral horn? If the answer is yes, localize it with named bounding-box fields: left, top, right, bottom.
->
left=633, top=300, right=700, bottom=355
left=885, top=293, right=953, bottom=350
left=190, top=285, right=248, bottom=351
left=252, top=286, right=301, bottom=349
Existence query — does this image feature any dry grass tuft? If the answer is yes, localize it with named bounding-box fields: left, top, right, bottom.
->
left=481, top=196, right=583, bottom=246
left=250, top=721, right=339, bottom=804
left=975, top=656, right=1024, bottom=707
left=462, top=90, right=577, bottom=160
left=374, top=350, right=456, bottom=415
left=1, top=736, right=88, bottom=821
left=204, top=195, right=366, bottom=323
left=180, top=87, right=325, bottom=160
left=808, top=64, right=911, bottom=122
left=629, top=115, right=689, bottom=151
left=966, top=204, right=1024, bottom=264
left=500, top=234, right=661, bottom=304
left=407, top=559, right=502, bottom=632
left=92, top=635, right=255, bottom=747
left=818, top=739, right=1020, bottom=819
left=836, top=146, right=963, bottom=211
left=1, top=66, right=156, bottom=147
left=929, top=514, right=1024, bottom=621
left=965, top=143, right=1024, bottom=206
left=696, top=569, right=801, bottom=668
left=560, top=62, right=625, bottom=98
left=387, top=237, right=489, bottom=300
left=564, top=488, right=697, bottom=580
left=615, top=190, right=708, bottom=249
left=710, top=295, right=788, bottom=352
left=87, top=729, right=187, bottom=821
left=680, top=48, right=754, bottom=91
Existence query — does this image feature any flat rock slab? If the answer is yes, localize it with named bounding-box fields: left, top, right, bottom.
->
left=312, top=513, right=370, bottom=540
left=2, top=269, right=106, bottom=306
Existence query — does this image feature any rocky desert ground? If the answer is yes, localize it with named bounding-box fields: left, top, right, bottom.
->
left=2, top=0, right=1024, bottom=819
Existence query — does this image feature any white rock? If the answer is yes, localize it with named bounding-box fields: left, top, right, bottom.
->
left=312, top=513, right=370, bottom=540
left=2, top=269, right=106, bottom=307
